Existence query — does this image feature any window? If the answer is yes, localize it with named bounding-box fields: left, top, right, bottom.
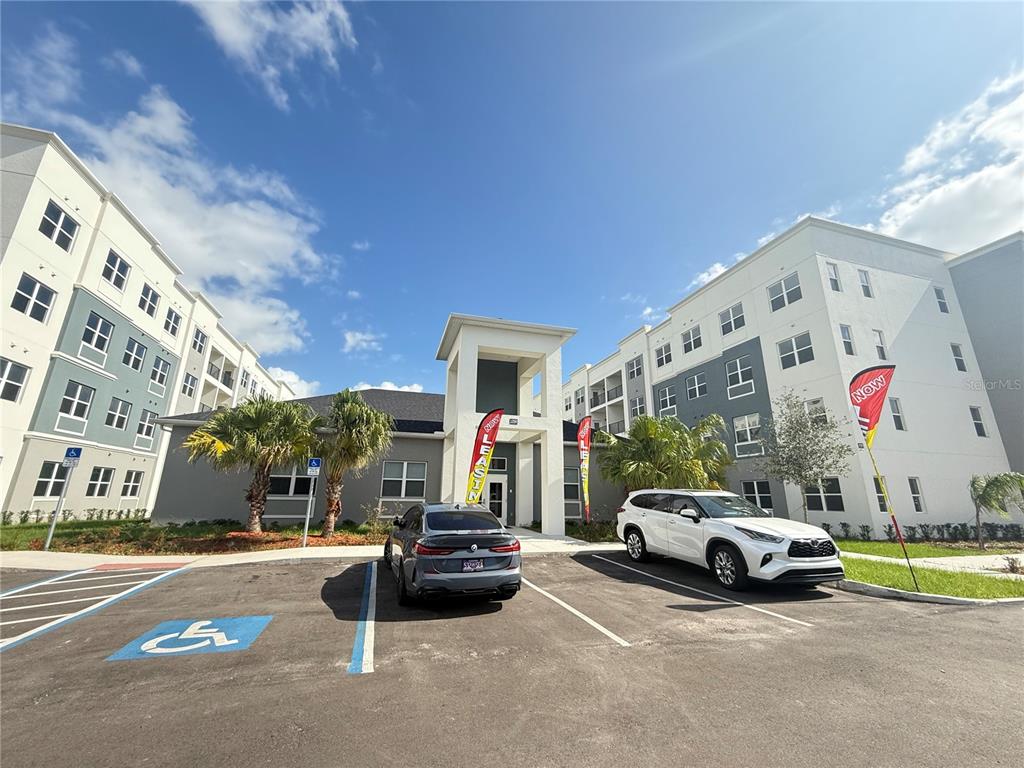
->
left=241, top=370, right=251, bottom=390
left=872, top=329, right=888, bottom=360
left=149, top=357, right=171, bottom=396
left=38, top=199, right=79, bottom=251
left=490, top=457, right=508, bottom=472
left=381, top=461, right=427, bottom=498
left=268, top=467, right=317, bottom=497
left=889, top=397, right=906, bottom=431
left=874, top=477, right=888, bottom=513
left=767, top=272, right=802, bottom=311
left=34, top=461, right=69, bottom=498
left=139, top=284, right=160, bottom=317
left=122, top=338, right=147, bottom=371
left=181, top=373, right=198, bottom=398
left=686, top=372, right=707, bottom=400
left=564, top=467, right=581, bottom=503
left=11, top=273, right=56, bottom=323
left=102, top=251, right=131, bottom=290
left=733, top=413, right=763, bottom=457
left=0, top=358, right=29, bottom=402
left=658, top=385, right=677, bottom=416
left=969, top=406, right=987, bottom=437
left=626, top=357, right=643, bottom=379
left=104, top=397, right=132, bottom=430
left=629, top=396, right=646, bottom=417
left=726, top=355, right=755, bottom=398
left=564, top=396, right=572, bottom=412
left=80, top=311, right=114, bottom=362
left=934, top=286, right=949, bottom=314
left=805, top=477, right=845, bottom=512
left=122, top=470, right=144, bottom=499
left=742, top=480, right=773, bottom=512
left=839, top=324, right=855, bottom=355
left=719, top=302, right=745, bottom=335
left=192, top=328, right=208, bottom=354
left=655, top=343, right=672, bottom=368
left=681, top=326, right=702, bottom=354
left=826, top=262, right=842, bottom=292
left=86, top=467, right=114, bottom=498
left=164, top=308, right=182, bottom=337
left=950, top=343, right=967, bottom=372
left=803, top=397, right=827, bottom=426
left=59, top=380, right=95, bottom=420
left=135, top=409, right=158, bottom=449
left=908, top=477, right=925, bottom=513
left=778, top=332, right=814, bottom=370
left=574, top=387, right=585, bottom=406
left=857, top=269, right=873, bottom=298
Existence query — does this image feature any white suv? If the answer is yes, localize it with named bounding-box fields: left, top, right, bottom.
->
left=616, top=489, right=844, bottom=590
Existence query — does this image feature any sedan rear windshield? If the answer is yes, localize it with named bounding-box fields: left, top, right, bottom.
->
left=426, top=511, right=503, bottom=531
left=697, top=495, right=771, bottom=519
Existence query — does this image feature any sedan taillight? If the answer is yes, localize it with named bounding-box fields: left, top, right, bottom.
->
left=489, top=539, right=521, bottom=553
left=414, top=542, right=455, bottom=556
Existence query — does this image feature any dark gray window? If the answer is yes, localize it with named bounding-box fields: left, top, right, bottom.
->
left=969, top=406, right=987, bottom=437
left=681, top=325, right=702, bottom=353
left=626, top=357, right=643, bottom=379
left=858, top=269, right=873, bottom=298
left=768, top=272, right=802, bottom=311
left=686, top=372, right=707, bottom=400
left=726, top=355, right=755, bottom=397
left=105, top=397, right=132, bottom=430
left=34, top=461, right=68, bottom=497
left=0, top=357, right=29, bottom=402
left=889, top=398, right=906, bottom=431
left=742, top=480, right=773, bottom=511
left=908, top=477, right=925, bottom=513
left=102, top=251, right=131, bottom=290
left=839, top=324, right=855, bottom=355
left=192, top=328, right=208, bottom=353
left=658, top=385, right=677, bottom=416
left=149, top=357, right=171, bottom=396
left=826, top=262, right=842, bottom=292
left=123, top=338, right=147, bottom=371
left=874, top=477, right=888, bottom=512
left=164, top=308, right=182, bottom=337
left=182, top=373, right=197, bottom=398
left=11, top=273, right=56, bottom=322
left=778, top=332, right=814, bottom=369
left=655, top=343, right=672, bottom=368
left=934, top=286, right=949, bottom=313
left=873, top=329, right=888, bottom=360
left=86, top=466, right=114, bottom=497
left=122, top=470, right=144, bottom=498
left=382, top=461, right=427, bottom=498
left=950, top=343, right=967, bottom=372
left=38, top=199, right=79, bottom=251
left=629, top=396, right=645, bottom=417
left=81, top=311, right=115, bottom=358
left=719, top=303, right=745, bottom=335
left=805, top=477, right=844, bottom=512
left=564, top=467, right=580, bottom=501
left=59, top=380, right=94, bottom=419
left=139, top=283, right=160, bottom=316
left=733, top=413, right=762, bottom=457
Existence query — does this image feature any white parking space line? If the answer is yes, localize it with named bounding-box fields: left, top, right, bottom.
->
left=522, top=577, right=631, bottom=647
left=49, top=571, right=174, bottom=585
left=1, top=613, right=72, bottom=627
left=0, top=581, right=149, bottom=599
left=0, top=595, right=124, bottom=612
left=0, top=569, right=94, bottom=598
left=591, top=555, right=813, bottom=628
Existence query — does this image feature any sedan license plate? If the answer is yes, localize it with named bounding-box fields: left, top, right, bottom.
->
left=462, top=559, right=484, bottom=572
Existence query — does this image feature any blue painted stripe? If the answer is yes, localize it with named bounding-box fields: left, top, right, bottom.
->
left=346, top=563, right=375, bottom=674
left=0, top=569, right=94, bottom=598
left=0, top=567, right=186, bottom=653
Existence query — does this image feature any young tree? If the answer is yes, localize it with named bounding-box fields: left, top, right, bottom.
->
left=182, top=396, right=319, bottom=533
left=969, top=472, right=1024, bottom=550
left=762, top=391, right=855, bottom=522
left=597, top=414, right=732, bottom=492
left=318, top=390, right=394, bottom=538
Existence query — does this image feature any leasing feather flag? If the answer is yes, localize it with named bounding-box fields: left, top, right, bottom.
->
left=848, top=365, right=896, bottom=447
left=577, top=417, right=593, bottom=524
left=465, top=409, right=504, bottom=504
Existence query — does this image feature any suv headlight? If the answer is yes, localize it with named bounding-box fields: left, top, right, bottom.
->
left=735, top=527, right=784, bottom=544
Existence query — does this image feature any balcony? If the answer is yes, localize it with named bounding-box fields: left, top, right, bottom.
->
left=606, top=384, right=623, bottom=402
left=222, top=371, right=234, bottom=389
left=207, top=361, right=222, bottom=380
left=608, top=420, right=626, bottom=435
left=590, top=391, right=606, bottom=408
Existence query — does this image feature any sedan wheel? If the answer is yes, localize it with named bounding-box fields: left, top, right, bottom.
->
left=711, top=545, right=749, bottom=590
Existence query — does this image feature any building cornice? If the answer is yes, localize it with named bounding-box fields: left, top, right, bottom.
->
left=946, top=230, right=1023, bottom=268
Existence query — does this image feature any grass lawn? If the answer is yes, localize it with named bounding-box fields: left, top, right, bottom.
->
left=837, top=539, right=1024, bottom=558
left=842, top=557, right=1024, bottom=599
left=0, top=519, right=387, bottom=554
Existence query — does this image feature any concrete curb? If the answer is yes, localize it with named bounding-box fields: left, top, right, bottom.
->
left=839, top=550, right=1024, bottom=580
left=828, top=578, right=1024, bottom=606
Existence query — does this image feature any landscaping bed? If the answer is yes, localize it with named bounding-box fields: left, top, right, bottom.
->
left=0, top=519, right=387, bottom=555
left=836, top=539, right=1024, bottom=558
left=841, top=557, right=1024, bottom=600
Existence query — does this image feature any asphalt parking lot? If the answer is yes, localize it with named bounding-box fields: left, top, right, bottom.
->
left=1, top=553, right=1020, bottom=768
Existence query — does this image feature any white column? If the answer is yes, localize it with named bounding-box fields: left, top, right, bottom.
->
left=516, top=439, right=534, bottom=527
left=540, top=433, right=565, bottom=536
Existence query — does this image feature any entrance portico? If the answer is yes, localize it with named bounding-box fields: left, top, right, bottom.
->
left=435, top=314, right=575, bottom=536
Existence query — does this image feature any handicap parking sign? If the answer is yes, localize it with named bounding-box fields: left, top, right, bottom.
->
left=307, top=457, right=321, bottom=476
left=107, top=616, right=272, bottom=661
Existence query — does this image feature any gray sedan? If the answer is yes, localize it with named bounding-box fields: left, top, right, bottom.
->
left=384, top=502, right=522, bottom=604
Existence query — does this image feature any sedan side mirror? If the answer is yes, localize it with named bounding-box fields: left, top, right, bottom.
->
left=393, top=516, right=403, bottom=528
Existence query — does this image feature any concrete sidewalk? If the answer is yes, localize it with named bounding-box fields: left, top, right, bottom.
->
left=841, top=550, right=1024, bottom=580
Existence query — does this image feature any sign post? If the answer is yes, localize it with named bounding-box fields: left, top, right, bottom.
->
left=301, top=458, right=321, bottom=548
left=45, top=447, right=81, bottom=551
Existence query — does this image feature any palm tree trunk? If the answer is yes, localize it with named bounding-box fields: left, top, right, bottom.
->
left=245, top=468, right=271, bottom=534
left=321, top=478, right=343, bottom=538
left=975, top=502, right=985, bottom=550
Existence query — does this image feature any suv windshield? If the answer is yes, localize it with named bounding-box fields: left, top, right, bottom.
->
left=426, top=510, right=503, bottom=531
left=697, top=494, right=771, bottom=519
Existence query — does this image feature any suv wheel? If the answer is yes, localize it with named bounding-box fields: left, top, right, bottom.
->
left=711, top=544, right=749, bottom=590
left=625, top=528, right=650, bottom=563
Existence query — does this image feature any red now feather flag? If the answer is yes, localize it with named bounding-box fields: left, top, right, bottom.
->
left=848, top=365, right=896, bottom=447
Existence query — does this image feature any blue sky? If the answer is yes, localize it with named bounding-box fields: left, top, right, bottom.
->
left=3, top=1, right=1021, bottom=398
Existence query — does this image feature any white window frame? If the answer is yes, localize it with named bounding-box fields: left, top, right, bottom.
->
left=86, top=466, right=115, bottom=498
left=80, top=311, right=114, bottom=364
left=122, top=337, right=147, bottom=372
left=57, top=380, right=95, bottom=434
left=33, top=461, right=69, bottom=499
left=826, top=262, right=842, bottom=292
left=686, top=372, right=707, bottom=400
left=655, top=343, right=672, bottom=368
left=102, top=250, right=131, bottom=291
left=874, top=476, right=888, bottom=513
left=934, top=286, right=949, bottom=314
left=908, top=477, right=925, bottom=513
left=767, top=272, right=802, bottom=312
left=778, top=332, right=814, bottom=370
left=803, top=398, right=827, bottom=426
left=0, top=357, right=30, bottom=403
left=733, top=413, right=763, bottom=457
left=182, top=373, right=198, bottom=398
left=969, top=406, right=987, bottom=437
left=490, top=457, right=508, bottom=472
left=121, top=470, right=144, bottom=499
left=626, top=357, right=643, bottom=380
left=380, top=460, right=428, bottom=500
left=38, top=199, right=79, bottom=252
left=241, top=370, right=251, bottom=390
left=839, top=324, right=855, bottom=355
left=564, top=395, right=572, bottom=412
left=574, top=387, right=585, bottom=406
left=658, top=385, right=677, bottom=417
left=105, top=397, right=133, bottom=431
left=719, top=302, right=745, bottom=335
left=11, top=273, right=56, bottom=323
left=564, top=466, right=582, bottom=517
left=950, top=343, right=967, bottom=372
left=135, top=409, right=158, bottom=450
left=742, top=480, right=773, bottom=512
left=726, top=355, right=755, bottom=398
left=149, top=357, right=171, bottom=397
left=873, top=329, right=888, bottom=361
left=805, top=477, right=845, bottom=512
left=164, top=308, right=182, bottom=337
left=681, top=325, right=702, bottom=354
left=139, top=283, right=160, bottom=317
left=192, top=328, right=208, bottom=354
left=629, top=396, right=646, bottom=417
left=858, top=269, right=874, bottom=298
left=889, top=397, right=906, bottom=431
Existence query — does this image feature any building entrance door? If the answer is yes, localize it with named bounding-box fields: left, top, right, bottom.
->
left=487, top=476, right=507, bottom=524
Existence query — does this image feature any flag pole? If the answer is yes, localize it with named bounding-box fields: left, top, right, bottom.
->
left=865, top=442, right=920, bottom=592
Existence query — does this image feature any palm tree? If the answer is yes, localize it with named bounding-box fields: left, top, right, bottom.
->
left=597, top=414, right=732, bottom=492
left=318, top=389, right=394, bottom=538
left=968, top=472, right=1024, bottom=549
left=182, top=396, right=319, bottom=533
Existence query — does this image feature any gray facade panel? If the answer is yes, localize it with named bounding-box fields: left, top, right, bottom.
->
left=529, top=444, right=626, bottom=525
left=476, top=359, right=519, bottom=415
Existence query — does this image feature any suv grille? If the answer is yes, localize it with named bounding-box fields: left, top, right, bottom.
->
left=788, top=539, right=837, bottom=558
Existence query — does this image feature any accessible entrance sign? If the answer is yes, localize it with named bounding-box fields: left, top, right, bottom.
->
left=108, top=616, right=273, bottom=661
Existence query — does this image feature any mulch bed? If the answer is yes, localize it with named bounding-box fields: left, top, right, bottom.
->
left=26, top=529, right=387, bottom=555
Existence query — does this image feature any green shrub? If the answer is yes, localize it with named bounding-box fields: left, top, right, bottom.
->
left=858, top=524, right=872, bottom=541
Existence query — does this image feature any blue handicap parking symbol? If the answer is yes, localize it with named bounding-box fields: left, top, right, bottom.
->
left=107, top=616, right=272, bottom=661
left=308, top=458, right=321, bottom=468
left=65, top=447, right=82, bottom=459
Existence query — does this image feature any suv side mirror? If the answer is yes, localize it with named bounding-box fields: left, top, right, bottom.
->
left=681, top=511, right=701, bottom=523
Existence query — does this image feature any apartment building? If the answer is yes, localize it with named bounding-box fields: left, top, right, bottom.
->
left=561, top=218, right=1017, bottom=533
left=1, top=123, right=294, bottom=517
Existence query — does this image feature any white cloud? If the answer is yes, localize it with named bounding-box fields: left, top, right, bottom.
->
left=185, top=0, right=357, bottom=111
left=343, top=330, right=383, bottom=353
left=346, top=289, right=361, bottom=300
left=640, top=306, right=667, bottom=323
left=686, top=262, right=727, bottom=290
left=620, top=292, right=647, bottom=304
left=2, top=27, right=331, bottom=355
left=351, top=239, right=371, bottom=251
left=353, top=381, right=424, bottom=393
left=102, top=50, right=145, bottom=79
left=267, top=367, right=320, bottom=398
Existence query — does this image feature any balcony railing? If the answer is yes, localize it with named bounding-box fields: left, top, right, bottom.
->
left=222, top=371, right=234, bottom=388
left=606, top=384, right=623, bottom=401
left=590, top=391, right=606, bottom=408
left=608, top=420, right=626, bottom=435
left=207, top=362, right=222, bottom=379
